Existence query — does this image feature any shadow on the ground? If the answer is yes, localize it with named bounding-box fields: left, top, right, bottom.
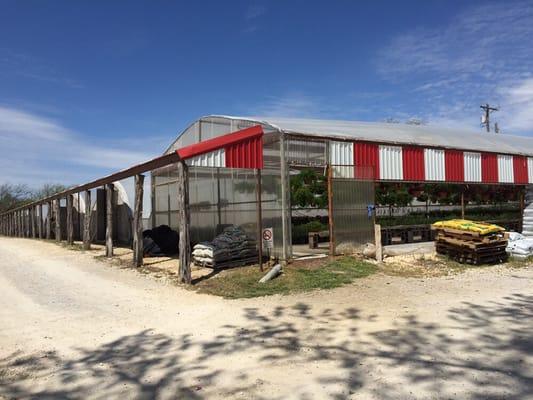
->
left=1, top=294, right=532, bottom=399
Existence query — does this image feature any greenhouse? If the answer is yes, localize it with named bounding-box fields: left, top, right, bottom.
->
left=2, top=115, right=533, bottom=282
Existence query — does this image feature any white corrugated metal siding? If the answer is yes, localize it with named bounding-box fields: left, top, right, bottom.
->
left=379, top=145, right=403, bottom=180
left=464, top=152, right=481, bottom=182
left=528, top=157, right=533, bottom=184
left=187, top=148, right=225, bottom=167
left=424, top=148, right=445, bottom=181
left=497, top=154, right=514, bottom=183
left=329, top=140, right=354, bottom=178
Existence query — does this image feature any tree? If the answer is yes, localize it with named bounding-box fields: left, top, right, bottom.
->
left=32, top=183, right=69, bottom=200
left=0, top=183, right=70, bottom=213
left=0, top=184, right=33, bottom=213
left=290, top=169, right=327, bottom=208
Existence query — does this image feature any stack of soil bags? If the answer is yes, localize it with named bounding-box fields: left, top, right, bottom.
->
left=432, top=219, right=508, bottom=264
left=143, top=225, right=179, bottom=257
left=192, top=225, right=258, bottom=268
left=506, top=232, right=533, bottom=259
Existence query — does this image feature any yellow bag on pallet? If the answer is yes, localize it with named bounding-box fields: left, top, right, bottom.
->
left=432, top=219, right=504, bottom=235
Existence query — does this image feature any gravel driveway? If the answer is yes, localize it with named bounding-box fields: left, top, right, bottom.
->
left=1, top=238, right=532, bottom=399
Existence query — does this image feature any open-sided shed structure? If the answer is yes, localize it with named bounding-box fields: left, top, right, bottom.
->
left=3, top=115, right=533, bottom=283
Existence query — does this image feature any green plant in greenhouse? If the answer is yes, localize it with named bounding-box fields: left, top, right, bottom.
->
left=290, top=169, right=327, bottom=208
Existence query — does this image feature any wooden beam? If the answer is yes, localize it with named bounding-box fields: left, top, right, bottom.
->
left=133, top=174, right=145, bottom=267
left=66, top=194, right=74, bottom=245
left=177, top=161, right=191, bottom=283
left=46, top=201, right=52, bottom=239
left=83, top=190, right=91, bottom=250
left=38, top=204, right=43, bottom=239
left=105, top=184, right=114, bottom=257
left=54, top=199, right=61, bottom=242
left=0, top=152, right=181, bottom=216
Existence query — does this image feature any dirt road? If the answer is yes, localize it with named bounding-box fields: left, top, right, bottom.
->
left=1, top=238, right=532, bottom=399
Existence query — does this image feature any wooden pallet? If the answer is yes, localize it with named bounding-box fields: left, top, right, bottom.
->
left=436, top=242, right=507, bottom=265
left=432, top=227, right=504, bottom=243
left=193, top=255, right=259, bottom=270
left=436, top=234, right=507, bottom=250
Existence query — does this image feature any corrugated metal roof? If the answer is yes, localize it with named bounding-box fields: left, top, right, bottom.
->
left=207, top=115, right=533, bottom=157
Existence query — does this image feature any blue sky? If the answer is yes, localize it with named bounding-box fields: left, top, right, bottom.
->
left=1, top=0, right=533, bottom=187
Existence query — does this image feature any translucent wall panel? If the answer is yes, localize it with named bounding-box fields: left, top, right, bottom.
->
left=286, top=138, right=326, bottom=166
left=331, top=175, right=375, bottom=254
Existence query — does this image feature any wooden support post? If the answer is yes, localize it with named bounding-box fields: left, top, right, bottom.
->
left=19, top=211, right=23, bottom=237
left=105, top=184, right=114, bottom=257
left=279, top=133, right=290, bottom=264
left=375, top=224, right=383, bottom=262
left=38, top=204, right=43, bottom=239
left=520, top=188, right=525, bottom=218
left=327, top=165, right=335, bottom=256
left=30, top=206, right=37, bottom=239
left=216, top=167, right=222, bottom=229
left=66, top=194, right=74, bottom=245
left=46, top=201, right=52, bottom=239
left=133, top=174, right=145, bottom=267
left=23, top=209, right=28, bottom=237
left=21, top=210, right=24, bottom=237
left=54, top=199, right=61, bottom=242
left=177, top=161, right=191, bottom=284
left=461, top=189, right=465, bottom=219
left=83, top=190, right=92, bottom=250
left=255, top=169, right=263, bottom=271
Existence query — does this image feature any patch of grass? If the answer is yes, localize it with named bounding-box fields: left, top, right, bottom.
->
left=60, top=242, right=84, bottom=251
left=195, top=256, right=377, bottom=299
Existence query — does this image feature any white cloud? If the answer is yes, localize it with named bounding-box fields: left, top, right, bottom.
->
left=377, top=0, right=533, bottom=133
left=0, top=105, right=159, bottom=187
left=0, top=106, right=70, bottom=141
left=498, top=78, right=533, bottom=131
left=0, top=48, right=84, bottom=89
left=249, top=93, right=324, bottom=117
left=243, top=3, right=267, bottom=32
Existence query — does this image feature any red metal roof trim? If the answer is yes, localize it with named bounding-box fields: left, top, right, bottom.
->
left=513, top=155, right=528, bottom=184
left=176, top=125, right=264, bottom=162
left=481, top=153, right=498, bottom=183
left=225, top=134, right=264, bottom=169
left=403, top=146, right=425, bottom=181
left=354, top=142, right=378, bottom=179
left=445, top=150, right=464, bottom=182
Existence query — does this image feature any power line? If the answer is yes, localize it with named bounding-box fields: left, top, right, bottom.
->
left=480, top=103, right=498, bottom=132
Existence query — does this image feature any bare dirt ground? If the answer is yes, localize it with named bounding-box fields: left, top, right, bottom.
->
left=1, top=238, right=532, bottom=400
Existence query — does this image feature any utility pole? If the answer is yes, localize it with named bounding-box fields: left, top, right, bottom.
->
left=480, top=103, right=498, bottom=132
